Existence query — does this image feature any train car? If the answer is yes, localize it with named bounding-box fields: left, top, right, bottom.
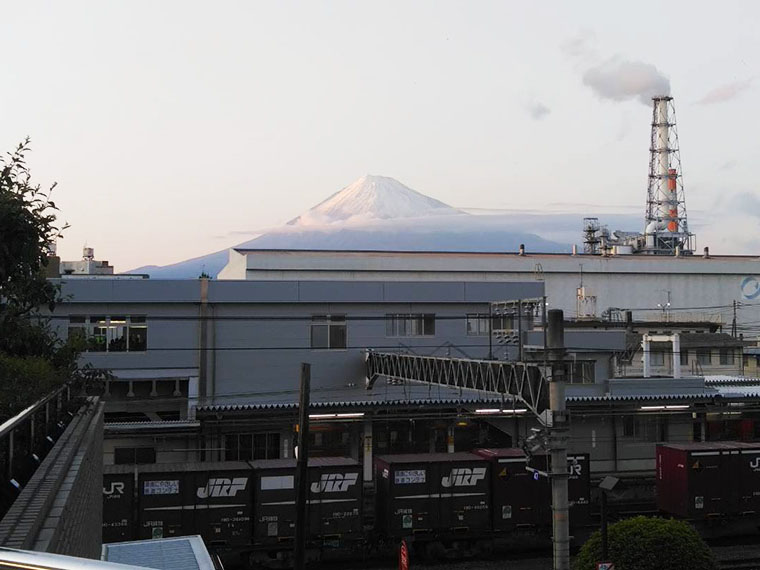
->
left=102, top=469, right=136, bottom=543
left=375, top=452, right=491, bottom=540
left=103, top=462, right=254, bottom=548
left=473, top=449, right=591, bottom=531
left=657, top=442, right=760, bottom=520
left=250, top=457, right=363, bottom=547
left=472, top=448, right=542, bottom=531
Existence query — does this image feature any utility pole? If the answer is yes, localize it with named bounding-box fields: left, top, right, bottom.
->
left=547, top=310, right=570, bottom=570
left=294, top=363, right=311, bottom=570
left=732, top=300, right=737, bottom=338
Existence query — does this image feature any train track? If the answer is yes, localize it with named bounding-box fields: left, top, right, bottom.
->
left=714, top=545, right=760, bottom=570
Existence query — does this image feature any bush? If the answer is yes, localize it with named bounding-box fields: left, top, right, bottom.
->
left=573, top=516, right=716, bottom=570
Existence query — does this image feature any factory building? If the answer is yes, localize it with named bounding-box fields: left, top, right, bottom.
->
left=44, top=96, right=760, bottom=482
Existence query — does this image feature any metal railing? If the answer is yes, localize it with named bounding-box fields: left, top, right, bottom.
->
left=0, top=383, right=79, bottom=519
left=365, top=350, right=550, bottom=416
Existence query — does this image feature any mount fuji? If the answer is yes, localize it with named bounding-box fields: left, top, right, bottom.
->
left=128, top=175, right=574, bottom=278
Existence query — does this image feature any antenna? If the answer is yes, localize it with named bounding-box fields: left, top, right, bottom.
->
left=643, top=96, right=695, bottom=255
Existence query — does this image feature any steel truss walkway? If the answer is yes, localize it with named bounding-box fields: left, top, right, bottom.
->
left=365, top=350, right=550, bottom=416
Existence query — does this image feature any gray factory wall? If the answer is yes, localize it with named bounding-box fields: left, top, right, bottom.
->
left=51, top=278, right=539, bottom=399
left=208, top=301, right=498, bottom=397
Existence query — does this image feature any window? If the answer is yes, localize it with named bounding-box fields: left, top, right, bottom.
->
left=386, top=314, right=435, bottom=337
left=466, top=314, right=514, bottom=336
left=719, top=348, right=735, bottom=365
left=466, top=314, right=490, bottom=336
left=310, top=315, right=346, bottom=349
left=225, top=432, right=281, bottom=461
left=650, top=350, right=665, bottom=367
left=622, top=416, right=664, bottom=442
left=680, top=349, right=689, bottom=366
left=68, top=315, right=148, bottom=352
left=697, top=348, right=712, bottom=365
left=569, top=361, right=595, bottom=384
left=114, top=447, right=156, bottom=465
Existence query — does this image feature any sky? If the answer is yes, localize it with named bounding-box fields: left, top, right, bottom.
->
left=1, top=1, right=758, bottom=270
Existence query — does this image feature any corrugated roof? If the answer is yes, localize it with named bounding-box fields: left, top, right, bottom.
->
left=102, top=536, right=215, bottom=570
left=196, top=382, right=505, bottom=413
left=566, top=392, right=718, bottom=403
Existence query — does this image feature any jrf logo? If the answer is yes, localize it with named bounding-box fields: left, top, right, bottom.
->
left=197, top=477, right=248, bottom=498
left=103, top=482, right=125, bottom=496
left=750, top=457, right=760, bottom=471
left=441, top=467, right=487, bottom=487
left=310, top=473, right=359, bottom=493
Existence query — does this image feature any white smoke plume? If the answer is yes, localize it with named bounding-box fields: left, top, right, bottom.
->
left=582, top=58, right=670, bottom=105
left=698, top=79, right=753, bottom=104
left=526, top=101, right=551, bottom=120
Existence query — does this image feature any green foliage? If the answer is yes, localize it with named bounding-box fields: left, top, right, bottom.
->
left=573, top=516, right=716, bottom=570
left=0, top=139, right=108, bottom=420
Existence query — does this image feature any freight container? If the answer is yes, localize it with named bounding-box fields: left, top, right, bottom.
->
left=656, top=442, right=739, bottom=518
left=474, top=449, right=591, bottom=530
left=135, top=461, right=253, bottom=546
left=731, top=442, right=760, bottom=514
left=472, top=448, right=542, bottom=530
left=102, top=470, right=135, bottom=543
left=375, top=452, right=490, bottom=538
left=251, top=457, right=362, bottom=547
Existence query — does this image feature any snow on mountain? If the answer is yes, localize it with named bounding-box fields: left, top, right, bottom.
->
left=288, top=175, right=460, bottom=225
left=127, top=175, right=585, bottom=278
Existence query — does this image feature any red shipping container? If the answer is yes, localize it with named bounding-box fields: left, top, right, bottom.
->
left=656, top=443, right=739, bottom=518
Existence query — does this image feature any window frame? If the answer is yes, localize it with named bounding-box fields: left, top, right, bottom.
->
left=68, top=315, right=148, bottom=353
left=310, top=314, right=347, bottom=350
left=719, top=348, right=735, bottom=366
left=385, top=313, right=436, bottom=337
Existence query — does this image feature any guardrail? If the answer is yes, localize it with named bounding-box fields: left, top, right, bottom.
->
left=0, top=384, right=79, bottom=520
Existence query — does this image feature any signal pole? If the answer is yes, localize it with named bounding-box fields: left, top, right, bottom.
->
left=547, top=310, right=570, bottom=570
left=294, top=363, right=311, bottom=570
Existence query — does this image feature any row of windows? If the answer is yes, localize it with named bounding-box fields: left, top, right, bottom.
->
left=70, top=313, right=523, bottom=353
left=649, top=348, right=738, bottom=366
left=68, top=316, right=147, bottom=352
left=465, top=314, right=516, bottom=336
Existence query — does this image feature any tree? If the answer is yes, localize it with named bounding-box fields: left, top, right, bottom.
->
left=573, top=516, right=716, bottom=570
left=0, top=139, right=105, bottom=420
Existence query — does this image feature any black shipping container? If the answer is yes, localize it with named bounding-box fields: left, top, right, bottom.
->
left=473, top=448, right=542, bottom=530
left=102, top=471, right=135, bottom=543
left=135, top=462, right=253, bottom=546
left=526, top=453, right=591, bottom=528
left=733, top=442, right=760, bottom=514
left=375, top=452, right=491, bottom=538
left=251, top=457, right=362, bottom=546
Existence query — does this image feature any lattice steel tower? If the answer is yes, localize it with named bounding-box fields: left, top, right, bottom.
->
left=643, top=96, right=695, bottom=254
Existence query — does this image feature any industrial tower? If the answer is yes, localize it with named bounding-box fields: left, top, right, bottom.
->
left=581, top=95, right=696, bottom=256
left=642, top=96, right=695, bottom=254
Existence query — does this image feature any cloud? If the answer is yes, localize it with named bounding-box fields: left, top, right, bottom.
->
left=561, top=30, right=597, bottom=59
left=726, top=192, right=760, bottom=218
left=582, top=58, right=670, bottom=105
left=698, top=79, right=753, bottom=104
left=526, top=101, right=551, bottom=120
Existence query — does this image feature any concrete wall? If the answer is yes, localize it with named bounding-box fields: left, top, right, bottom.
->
left=0, top=398, right=104, bottom=559
left=223, top=249, right=760, bottom=333
left=50, top=279, right=544, bottom=405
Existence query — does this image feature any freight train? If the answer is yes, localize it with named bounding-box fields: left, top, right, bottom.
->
left=104, top=442, right=760, bottom=567
left=102, top=449, right=590, bottom=566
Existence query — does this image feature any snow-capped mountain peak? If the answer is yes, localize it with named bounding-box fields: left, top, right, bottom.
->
left=288, top=174, right=461, bottom=225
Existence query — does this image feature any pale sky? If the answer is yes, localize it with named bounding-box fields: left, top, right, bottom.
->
left=1, top=1, right=758, bottom=270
